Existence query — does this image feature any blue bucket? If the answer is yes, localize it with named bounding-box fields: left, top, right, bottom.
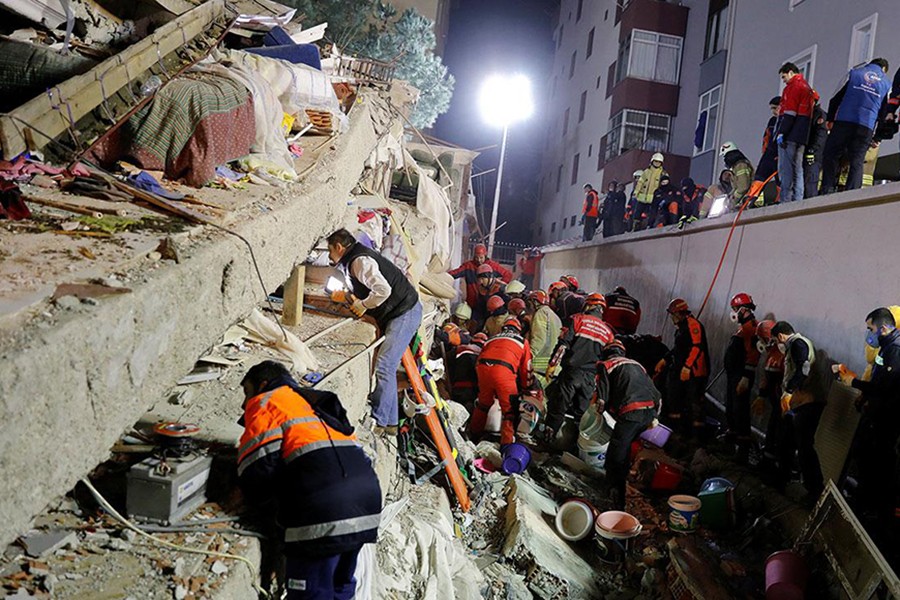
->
left=501, top=443, right=531, bottom=474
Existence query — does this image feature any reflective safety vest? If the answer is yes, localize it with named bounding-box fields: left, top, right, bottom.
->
left=237, top=385, right=381, bottom=557
left=783, top=333, right=815, bottom=390
left=583, top=189, right=600, bottom=218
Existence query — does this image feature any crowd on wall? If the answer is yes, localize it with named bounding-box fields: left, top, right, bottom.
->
left=578, top=57, right=900, bottom=242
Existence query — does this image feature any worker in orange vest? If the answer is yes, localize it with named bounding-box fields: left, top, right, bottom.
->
left=581, top=183, right=601, bottom=241
left=660, top=298, right=709, bottom=443
left=470, top=317, right=533, bottom=446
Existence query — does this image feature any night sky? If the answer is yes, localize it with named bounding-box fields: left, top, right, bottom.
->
left=433, top=0, right=560, bottom=246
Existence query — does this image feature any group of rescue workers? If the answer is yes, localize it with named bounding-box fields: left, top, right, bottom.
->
left=579, top=57, right=900, bottom=242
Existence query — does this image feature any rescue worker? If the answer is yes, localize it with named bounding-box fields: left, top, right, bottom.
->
left=835, top=308, right=900, bottom=546
left=327, top=229, right=421, bottom=434
left=661, top=298, right=709, bottom=442
left=772, top=321, right=824, bottom=499
left=505, top=279, right=527, bottom=300
left=449, top=243, right=513, bottom=310
left=604, top=286, right=641, bottom=335
left=554, top=275, right=587, bottom=325
left=526, top=290, right=563, bottom=385
left=560, top=274, right=583, bottom=294
left=581, top=183, right=601, bottom=241
left=451, top=333, right=487, bottom=413
left=544, top=294, right=615, bottom=442
left=601, top=181, right=627, bottom=237
left=517, top=248, right=541, bottom=290
left=821, top=58, right=892, bottom=194
left=804, top=100, right=828, bottom=198
left=652, top=175, right=681, bottom=227
left=470, top=318, right=533, bottom=446
left=473, top=264, right=508, bottom=324
left=701, top=169, right=733, bottom=218
left=508, top=297, right=527, bottom=321
left=483, top=295, right=510, bottom=337
left=548, top=280, right=567, bottom=308
left=633, top=153, right=667, bottom=231
left=596, top=339, right=662, bottom=510
left=755, top=96, right=782, bottom=186
left=775, top=62, right=817, bottom=202
left=723, top=292, right=760, bottom=462
left=753, top=319, right=786, bottom=466
left=678, top=177, right=705, bottom=229
left=237, top=361, right=381, bottom=599
left=625, top=170, right=643, bottom=231
left=451, top=302, right=475, bottom=334
left=720, top=141, right=755, bottom=208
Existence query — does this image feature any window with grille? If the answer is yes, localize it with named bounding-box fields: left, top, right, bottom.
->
left=605, top=109, right=671, bottom=162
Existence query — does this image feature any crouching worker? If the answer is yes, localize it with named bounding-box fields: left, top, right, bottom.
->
left=596, top=340, right=662, bottom=510
left=237, top=361, right=382, bottom=599
left=470, top=318, right=533, bottom=446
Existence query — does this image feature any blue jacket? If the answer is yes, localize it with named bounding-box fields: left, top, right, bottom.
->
left=832, top=63, right=891, bottom=130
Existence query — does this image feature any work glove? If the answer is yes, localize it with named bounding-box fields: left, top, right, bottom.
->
left=780, top=392, right=793, bottom=415
left=680, top=367, right=691, bottom=382
left=751, top=396, right=766, bottom=417
left=805, top=154, right=815, bottom=165
left=736, top=377, right=750, bottom=396
left=330, top=290, right=350, bottom=304
left=349, top=298, right=366, bottom=317
left=776, top=133, right=785, bottom=148
left=753, top=195, right=765, bottom=208
left=832, top=363, right=857, bottom=386
left=677, top=215, right=687, bottom=230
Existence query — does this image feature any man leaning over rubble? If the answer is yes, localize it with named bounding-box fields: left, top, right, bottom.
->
left=327, top=228, right=422, bottom=435
left=449, top=243, right=513, bottom=310
left=237, top=361, right=381, bottom=600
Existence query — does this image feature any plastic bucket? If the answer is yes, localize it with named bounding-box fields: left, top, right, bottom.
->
left=639, top=423, right=672, bottom=448
left=668, top=495, right=702, bottom=533
left=595, top=511, right=642, bottom=538
left=485, top=401, right=501, bottom=432
left=555, top=500, right=596, bottom=542
left=650, top=462, right=683, bottom=491
left=577, top=435, right=610, bottom=471
left=579, top=409, right=616, bottom=442
left=501, top=443, right=531, bottom=474
left=765, top=550, right=807, bottom=600
left=700, top=477, right=735, bottom=494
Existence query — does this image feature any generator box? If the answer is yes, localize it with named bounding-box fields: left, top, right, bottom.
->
left=126, top=455, right=212, bottom=524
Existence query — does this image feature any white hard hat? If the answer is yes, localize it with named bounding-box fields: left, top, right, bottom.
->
left=506, top=280, right=526, bottom=294
left=633, top=170, right=643, bottom=178
left=453, top=303, right=472, bottom=320
left=651, top=152, right=664, bottom=163
left=719, top=141, right=738, bottom=157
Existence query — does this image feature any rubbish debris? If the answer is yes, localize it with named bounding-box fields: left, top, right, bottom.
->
left=17, top=530, right=77, bottom=558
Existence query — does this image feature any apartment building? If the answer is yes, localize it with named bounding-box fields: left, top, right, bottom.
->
left=536, top=0, right=900, bottom=244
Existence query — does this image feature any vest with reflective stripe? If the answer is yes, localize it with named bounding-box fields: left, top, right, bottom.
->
left=599, top=356, right=660, bottom=416
left=783, top=333, right=815, bottom=390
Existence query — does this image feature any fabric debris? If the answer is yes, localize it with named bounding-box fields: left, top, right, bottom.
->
left=240, top=308, right=319, bottom=372
left=0, top=181, right=31, bottom=220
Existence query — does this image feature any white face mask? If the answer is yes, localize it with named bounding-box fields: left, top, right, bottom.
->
left=756, top=341, right=768, bottom=355
left=730, top=311, right=740, bottom=323
left=777, top=343, right=787, bottom=354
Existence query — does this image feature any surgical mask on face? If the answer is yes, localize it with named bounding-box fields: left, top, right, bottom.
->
left=777, top=343, right=787, bottom=354
left=730, top=311, right=740, bottom=323
left=757, top=341, right=768, bottom=355
left=866, top=330, right=881, bottom=348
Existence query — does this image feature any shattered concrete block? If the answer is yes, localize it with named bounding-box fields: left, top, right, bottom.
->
left=501, top=476, right=600, bottom=599
left=19, top=530, right=77, bottom=558
left=210, top=560, right=228, bottom=575
left=54, top=295, right=82, bottom=311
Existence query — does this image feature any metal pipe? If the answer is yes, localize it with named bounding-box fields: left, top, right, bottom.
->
left=487, top=124, right=509, bottom=257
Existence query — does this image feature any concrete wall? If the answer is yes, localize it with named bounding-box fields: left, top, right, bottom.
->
left=539, top=183, right=900, bottom=389
left=0, top=96, right=392, bottom=549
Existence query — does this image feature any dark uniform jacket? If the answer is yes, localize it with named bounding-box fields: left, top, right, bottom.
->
left=852, top=328, right=900, bottom=420
left=596, top=355, right=661, bottom=421
left=555, top=313, right=615, bottom=372
left=672, top=315, right=709, bottom=378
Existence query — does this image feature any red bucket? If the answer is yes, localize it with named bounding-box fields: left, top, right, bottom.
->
left=650, top=462, right=683, bottom=491
left=765, top=550, right=807, bottom=600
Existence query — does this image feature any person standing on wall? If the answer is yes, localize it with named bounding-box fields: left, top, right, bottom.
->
left=327, top=228, right=422, bottom=435
left=754, top=96, right=782, bottom=204
left=820, top=58, right=892, bottom=194
left=633, top=153, right=667, bottom=231
left=804, top=100, right=828, bottom=198
left=775, top=62, right=817, bottom=202
left=237, top=361, right=382, bottom=600
left=581, top=183, right=601, bottom=242
left=601, top=181, right=627, bottom=237
left=624, top=170, right=643, bottom=232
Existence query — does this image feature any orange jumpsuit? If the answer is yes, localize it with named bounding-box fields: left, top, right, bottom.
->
left=470, top=330, right=533, bottom=445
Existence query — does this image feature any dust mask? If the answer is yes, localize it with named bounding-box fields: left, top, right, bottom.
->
left=777, top=342, right=787, bottom=354
left=756, top=341, right=767, bottom=355
left=866, top=330, right=880, bottom=348
left=730, top=311, right=740, bottom=323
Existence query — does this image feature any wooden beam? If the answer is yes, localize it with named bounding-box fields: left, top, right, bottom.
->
left=0, top=0, right=224, bottom=159
left=282, top=264, right=305, bottom=326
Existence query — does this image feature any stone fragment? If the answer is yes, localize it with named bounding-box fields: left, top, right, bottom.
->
left=210, top=560, right=228, bottom=575
left=173, top=584, right=188, bottom=600
left=54, top=296, right=82, bottom=311
left=18, top=530, right=77, bottom=558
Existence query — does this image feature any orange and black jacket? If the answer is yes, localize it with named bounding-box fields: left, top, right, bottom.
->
left=723, top=319, right=760, bottom=382
left=672, top=315, right=709, bottom=378
left=237, top=382, right=381, bottom=558
left=555, top=313, right=615, bottom=372
left=583, top=189, right=600, bottom=218
left=596, top=356, right=661, bottom=421
left=478, top=331, right=533, bottom=389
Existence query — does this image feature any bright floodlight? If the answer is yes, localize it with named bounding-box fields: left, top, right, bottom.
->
left=479, top=74, right=534, bottom=127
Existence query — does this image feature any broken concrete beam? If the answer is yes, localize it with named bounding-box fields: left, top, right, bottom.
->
left=281, top=264, right=305, bottom=326
left=0, top=95, right=388, bottom=549
left=501, top=476, right=600, bottom=599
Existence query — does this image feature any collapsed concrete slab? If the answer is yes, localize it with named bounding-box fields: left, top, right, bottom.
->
left=0, top=94, right=394, bottom=549
left=501, top=476, right=600, bottom=599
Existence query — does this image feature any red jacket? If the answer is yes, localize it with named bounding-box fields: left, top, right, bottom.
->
left=777, top=74, right=817, bottom=144
left=583, top=189, right=600, bottom=218
left=478, top=331, right=533, bottom=389
left=604, top=291, right=641, bottom=335
left=449, top=259, right=513, bottom=308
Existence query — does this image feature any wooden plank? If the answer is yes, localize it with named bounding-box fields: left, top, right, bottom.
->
left=282, top=264, right=305, bottom=326
left=0, top=0, right=224, bottom=159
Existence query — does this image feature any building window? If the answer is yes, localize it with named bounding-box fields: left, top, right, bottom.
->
left=569, top=51, right=577, bottom=79
left=576, top=0, right=584, bottom=22
left=556, top=165, right=563, bottom=192
left=551, top=221, right=556, bottom=233
left=571, top=153, right=580, bottom=185
left=783, top=44, right=817, bottom=89
left=704, top=1, right=728, bottom=60
left=588, top=144, right=593, bottom=157
left=563, top=108, right=570, bottom=137
left=615, top=29, right=683, bottom=85
left=538, top=225, right=543, bottom=236
left=562, top=217, right=567, bottom=229
left=789, top=0, right=807, bottom=9
left=578, top=91, right=587, bottom=122
left=605, top=109, right=671, bottom=162
left=557, top=24, right=564, bottom=50
left=587, top=27, right=595, bottom=58
left=849, top=14, right=877, bottom=69
left=596, top=75, right=601, bottom=89
left=570, top=215, right=577, bottom=227
left=694, top=85, right=721, bottom=155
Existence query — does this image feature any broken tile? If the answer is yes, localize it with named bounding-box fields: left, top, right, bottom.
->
left=18, top=531, right=77, bottom=558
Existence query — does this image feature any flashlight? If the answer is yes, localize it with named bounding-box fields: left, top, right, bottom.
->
left=325, top=276, right=345, bottom=293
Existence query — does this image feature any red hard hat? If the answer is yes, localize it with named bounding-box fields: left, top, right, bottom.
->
left=472, top=332, right=488, bottom=345
left=584, top=293, right=607, bottom=310
left=487, top=295, right=505, bottom=312
left=667, top=298, right=690, bottom=314
left=561, top=275, right=580, bottom=290
left=503, top=317, right=522, bottom=332
left=476, top=264, right=493, bottom=276
left=548, top=281, right=567, bottom=294
left=756, top=319, right=776, bottom=341
left=508, top=298, right=527, bottom=315
left=528, top=290, right=549, bottom=305
left=474, top=243, right=487, bottom=256
left=730, top=292, right=755, bottom=310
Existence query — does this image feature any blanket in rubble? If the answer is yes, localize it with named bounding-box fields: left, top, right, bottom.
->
left=92, top=73, right=255, bottom=187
